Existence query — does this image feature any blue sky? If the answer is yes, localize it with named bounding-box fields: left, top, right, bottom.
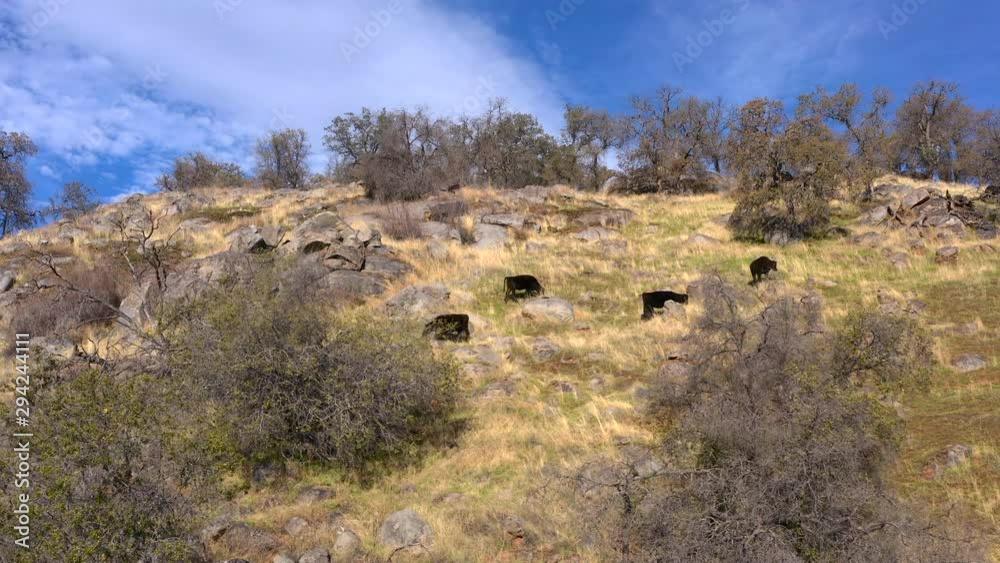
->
left=1, top=0, right=998, bottom=205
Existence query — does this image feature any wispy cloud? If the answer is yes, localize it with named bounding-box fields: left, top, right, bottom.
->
left=2, top=0, right=565, bottom=195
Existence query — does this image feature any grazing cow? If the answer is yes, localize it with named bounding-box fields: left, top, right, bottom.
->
left=641, top=291, right=689, bottom=321
left=423, top=314, right=471, bottom=342
left=504, top=275, right=544, bottom=302
left=749, top=256, right=779, bottom=285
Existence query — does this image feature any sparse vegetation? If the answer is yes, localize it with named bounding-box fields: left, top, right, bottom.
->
left=169, top=278, right=461, bottom=477
left=155, top=151, right=245, bottom=192
left=255, top=128, right=312, bottom=190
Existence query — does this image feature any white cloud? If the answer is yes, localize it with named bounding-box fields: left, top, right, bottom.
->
left=2, top=0, right=566, bottom=189
left=38, top=164, right=61, bottom=180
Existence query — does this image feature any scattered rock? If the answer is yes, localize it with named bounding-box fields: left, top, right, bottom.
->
left=924, top=444, right=975, bottom=479
left=377, top=509, right=434, bottom=551
left=952, top=354, right=988, bottom=373
left=386, top=284, right=450, bottom=317
left=573, top=208, right=635, bottom=229
left=0, top=271, right=16, bottom=293
left=572, top=227, right=614, bottom=242
left=419, top=221, right=461, bottom=241
left=426, top=240, right=450, bottom=260
left=598, top=239, right=629, bottom=254
left=852, top=231, right=886, bottom=247
left=525, top=242, right=548, bottom=254
left=887, top=252, right=910, bottom=269
left=453, top=345, right=503, bottom=367
left=472, top=223, right=509, bottom=249
left=218, top=523, right=280, bottom=559
left=936, top=246, right=960, bottom=264
left=481, top=213, right=527, bottom=229
left=332, top=530, right=362, bottom=562
left=227, top=225, right=284, bottom=254
left=530, top=338, right=561, bottom=362
left=297, top=486, right=335, bottom=505
left=955, top=322, right=981, bottom=336
left=687, top=233, right=721, bottom=246
left=285, top=516, right=310, bottom=537
left=272, top=554, right=296, bottom=563
left=478, top=380, right=517, bottom=399
left=522, top=298, right=575, bottom=324
left=298, top=547, right=331, bottom=563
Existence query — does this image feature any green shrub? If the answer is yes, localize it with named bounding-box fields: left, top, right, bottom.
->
left=170, top=282, right=461, bottom=476
left=0, top=370, right=221, bottom=563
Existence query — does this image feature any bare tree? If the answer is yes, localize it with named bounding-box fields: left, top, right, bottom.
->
left=0, top=131, right=39, bottom=238
left=620, top=86, right=722, bottom=193
left=255, top=128, right=312, bottom=190
left=562, top=105, right=623, bottom=190
left=45, top=181, right=99, bottom=221
left=892, top=80, right=976, bottom=181
left=799, top=83, right=892, bottom=199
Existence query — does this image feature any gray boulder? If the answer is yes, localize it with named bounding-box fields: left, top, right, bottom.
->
left=481, top=213, right=527, bottom=229
left=523, top=297, right=575, bottom=324
left=572, top=227, right=614, bottom=242
left=936, top=246, right=960, bottom=264
left=530, top=338, right=561, bottom=362
left=0, top=271, right=16, bottom=293
left=573, top=208, right=635, bottom=229
left=952, top=354, right=988, bottom=373
left=298, top=547, right=331, bottom=563
left=687, top=233, right=721, bottom=245
left=226, top=225, right=284, bottom=254
left=377, top=508, right=434, bottom=550
left=284, top=516, right=310, bottom=537
left=332, top=530, right=362, bottom=562
left=472, top=223, right=509, bottom=249
left=419, top=221, right=461, bottom=241
left=386, top=284, right=450, bottom=317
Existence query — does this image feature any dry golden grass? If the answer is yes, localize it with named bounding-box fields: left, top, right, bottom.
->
left=3, top=176, right=997, bottom=561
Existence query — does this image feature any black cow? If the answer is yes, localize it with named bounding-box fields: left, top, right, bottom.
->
left=504, top=275, right=544, bottom=302
left=423, top=314, right=471, bottom=342
left=749, top=256, right=779, bottom=285
left=641, top=291, right=689, bottom=321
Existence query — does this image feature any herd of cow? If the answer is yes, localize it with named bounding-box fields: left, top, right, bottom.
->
left=422, top=256, right=779, bottom=343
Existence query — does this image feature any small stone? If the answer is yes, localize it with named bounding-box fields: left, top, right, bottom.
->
left=284, top=516, right=310, bottom=537
left=298, top=547, right=331, bottom=563
left=530, top=338, right=561, bottom=362
left=936, top=246, right=960, bottom=264
left=297, top=486, right=335, bottom=505
left=952, top=354, right=988, bottom=373
left=332, top=529, right=362, bottom=562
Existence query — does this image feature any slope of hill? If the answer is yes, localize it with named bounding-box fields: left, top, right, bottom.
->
left=0, top=176, right=997, bottom=561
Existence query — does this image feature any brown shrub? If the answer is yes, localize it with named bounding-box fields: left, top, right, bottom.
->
left=12, top=265, right=122, bottom=337
left=381, top=205, right=424, bottom=240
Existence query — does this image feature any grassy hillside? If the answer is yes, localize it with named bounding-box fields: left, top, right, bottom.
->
left=2, top=177, right=997, bottom=561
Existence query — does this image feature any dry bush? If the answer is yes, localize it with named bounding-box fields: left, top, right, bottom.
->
left=561, top=277, right=983, bottom=562
left=169, top=276, right=461, bottom=478
left=381, top=205, right=424, bottom=240
left=12, top=264, right=123, bottom=338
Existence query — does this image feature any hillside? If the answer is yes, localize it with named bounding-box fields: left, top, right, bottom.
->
left=0, top=176, right=997, bottom=562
